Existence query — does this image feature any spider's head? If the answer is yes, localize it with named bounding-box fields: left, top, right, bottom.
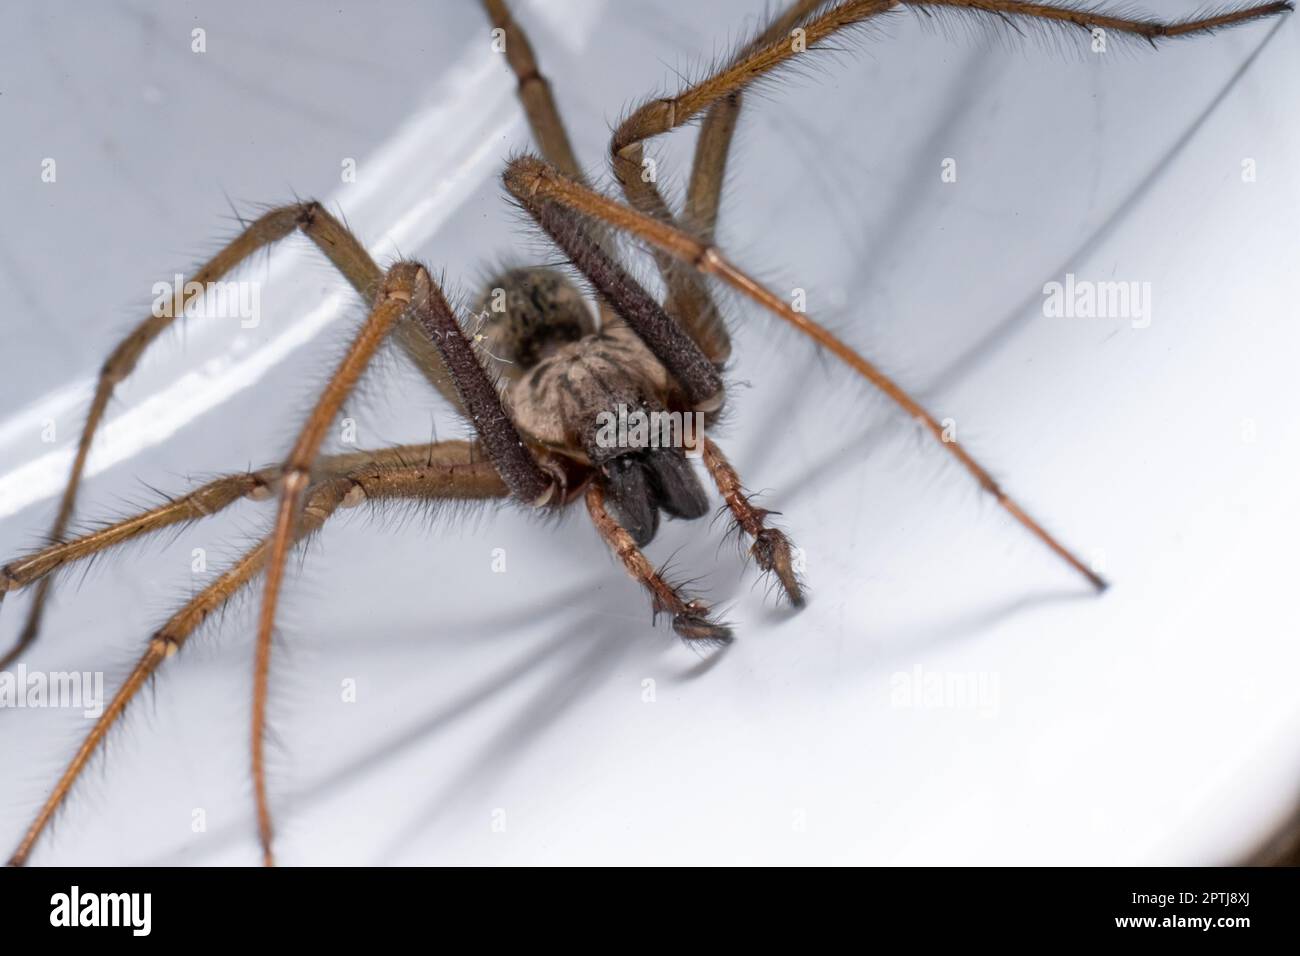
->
left=472, top=268, right=594, bottom=380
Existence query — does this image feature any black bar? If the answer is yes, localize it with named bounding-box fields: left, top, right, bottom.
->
left=0, top=866, right=1295, bottom=943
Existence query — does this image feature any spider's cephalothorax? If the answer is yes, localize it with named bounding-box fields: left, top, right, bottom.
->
left=477, top=267, right=709, bottom=545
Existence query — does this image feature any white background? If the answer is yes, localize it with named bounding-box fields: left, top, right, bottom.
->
left=0, top=0, right=1297, bottom=865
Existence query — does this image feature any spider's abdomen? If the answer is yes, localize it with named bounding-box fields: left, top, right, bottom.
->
left=474, top=267, right=595, bottom=378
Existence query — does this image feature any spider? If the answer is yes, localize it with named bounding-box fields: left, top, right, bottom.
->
left=0, top=0, right=1290, bottom=866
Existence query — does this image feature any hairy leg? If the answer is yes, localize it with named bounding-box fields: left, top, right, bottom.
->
left=7, top=448, right=508, bottom=867
left=480, top=0, right=584, bottom=181
left=480, top=0, right=627, bottom=332
left=585, top=482, right=730, bottom=644
left=614, top=0, right=1291, bottom=161
left=678, top=1, right=835, bottom=354
left=701, top=437, right=804, bottom=607
left=251, top=263, right=418, bottom=865
left=509, top=190, right=724, bottom=411
left=9, top=202, right=468, bottom=667
left=652, top=0, right=834, bottom=364
left=0, top=442, right=490, bottom=648
left=251, top=261, right=559, bottom=865
left=531, top=1, right=1291, bottom=588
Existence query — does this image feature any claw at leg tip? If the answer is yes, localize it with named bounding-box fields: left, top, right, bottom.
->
left=673, top=612, right=733, bottom=645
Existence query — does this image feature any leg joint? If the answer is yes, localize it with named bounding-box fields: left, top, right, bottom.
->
left=149, top=633, right=182, bottom=659
left=379, top=261, right=427, bottom=304
left=694, top=244, right=723, bottom=272
left=340, top=480, right=366, bottom=509
left=295, top=200, right=324, bottom=227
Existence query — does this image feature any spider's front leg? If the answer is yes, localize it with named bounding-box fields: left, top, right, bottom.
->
left=585, top=483, right=731, bottom=645
left=701, top=438, right=805, bottom=608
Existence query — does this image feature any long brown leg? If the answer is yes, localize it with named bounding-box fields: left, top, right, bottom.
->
left=658, top=0, right=833, bottom=364
left=251, top=261, right=556, bottom=865
left=701, top=437, right=804, bottom=607
left=0, top=442, right=489, bottom=632
left=609, top=0, right=1288, bottom=360
left=0, top=468, right=274, bottom=644
left=7, top=202, right=467, bottom=668
left=682, top=94, right=742, bottom=244
left=585, top=483, right=730, bottom=644
left=7, top=446, right=508, bottom=867
left=680, top=0, right=834, bottom=241
left=480, top=0, right=584, bottom=182
left=534, top=1, right=1289, bottom=590
left=505, top=155, right=1105, bottom=590
left=406, top=268, right=559, bottom=506
left=480, top=0, right=629, bottom=333
left=9, top=480, right=350, bottom=870
left=251, top=264, right=414, bottom=866
left=614, top=0, right=1292, bottom=165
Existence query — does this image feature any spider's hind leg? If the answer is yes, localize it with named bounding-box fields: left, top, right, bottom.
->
left=6, top=472, right=356, bottom=868
left=0, top=464, right=275, bottom=670
left=7, top=446, right=510, bottom=867
left=585, top=482, right=731, bottom=645
left=0, top=442, right=486, bottom=671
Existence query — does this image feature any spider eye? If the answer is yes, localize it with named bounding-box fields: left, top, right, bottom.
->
left=474, top=267, right=594, bottom=376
